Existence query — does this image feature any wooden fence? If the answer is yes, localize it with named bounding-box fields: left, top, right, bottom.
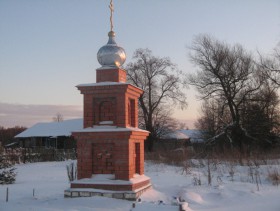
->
left=1, top=148, right=76, bottom=164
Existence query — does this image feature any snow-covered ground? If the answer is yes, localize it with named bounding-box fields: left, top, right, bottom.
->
left=0, top=159, right=280, bottom=211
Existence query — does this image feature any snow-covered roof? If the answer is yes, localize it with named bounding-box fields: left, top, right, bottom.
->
left=162, top=131, right=190, bottom=140
left=15, top=119, right=83, bottom=138
left=161, top=130, right=205, bottom=142
left=179, top=129, right=205, bottom=143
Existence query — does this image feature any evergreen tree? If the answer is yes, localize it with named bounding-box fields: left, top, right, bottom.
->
left=0, top=154, right=16, bottom=184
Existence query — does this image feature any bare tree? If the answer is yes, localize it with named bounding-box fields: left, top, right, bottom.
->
left=53, top=113, right=64, bottom=122
left=189, top=35, right=263, bottom=151
left=178, top=121, right=188, bottom=130
left=258, top=44, right=280, bottom=86
left=195, top=99, right=228, bottom=138
left=126, top=48, right=188, bottom=151
left=152, top=106, right=179, bottom=139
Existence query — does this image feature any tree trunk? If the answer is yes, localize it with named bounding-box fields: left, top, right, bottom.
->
left=231, top=125, right=244, bottom=153
left=145, top=135, right=154, bottom=152
left=145, top=120, right=155, bottom=152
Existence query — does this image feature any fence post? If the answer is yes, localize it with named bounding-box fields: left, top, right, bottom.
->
left=53, top=148, right=55, bottom=161
left=6, top=187, right=8, bottom=202
left=23, top=148, right=26, bottom=164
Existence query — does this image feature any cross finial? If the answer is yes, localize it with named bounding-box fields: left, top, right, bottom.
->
left=109, top=0, right=114, bottom=31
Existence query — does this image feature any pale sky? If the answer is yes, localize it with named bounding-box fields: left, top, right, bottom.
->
left=0, top=0, right=279, bottom=128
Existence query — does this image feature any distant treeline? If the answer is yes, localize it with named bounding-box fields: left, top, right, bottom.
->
left=0, top=126, right=27, bottom=147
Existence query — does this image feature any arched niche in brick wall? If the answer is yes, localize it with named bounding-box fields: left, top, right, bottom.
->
left=99, top=101, right=114, bottom=122
left=93, top=97, right=117, bottom=125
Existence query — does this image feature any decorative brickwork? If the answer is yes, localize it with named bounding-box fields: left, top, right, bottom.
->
left=70, top=66, right=151, bottom=198
left=92, top=143, right=115, bottom=174
left=73, top=130, right=148, bottom=180
left=79, top=83, right=143, bottom=128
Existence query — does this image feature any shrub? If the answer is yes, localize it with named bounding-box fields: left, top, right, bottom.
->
left=66, top=162, right=77, bottom=182
left=268, top=169, right=280, bottom=186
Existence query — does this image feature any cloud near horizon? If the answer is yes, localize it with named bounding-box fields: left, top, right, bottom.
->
left=0, top=102, right=83, bottom=128
left=0, top=102, right=197, bottom=129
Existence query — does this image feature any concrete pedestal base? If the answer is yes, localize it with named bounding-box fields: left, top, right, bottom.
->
left=65, top=174, right=151, bottom=200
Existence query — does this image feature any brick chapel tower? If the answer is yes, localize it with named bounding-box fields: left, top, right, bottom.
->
left=65, top=3, right=151, bottom=200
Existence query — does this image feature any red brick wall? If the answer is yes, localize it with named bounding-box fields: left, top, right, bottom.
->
left=73, top=130, right=149, bottom=180
left=78, top=84, right=143, bottom=128
left=71, top=179, right=150, bottom=191
left=74, top=67, right=148, bottom=183
left=92, top=143, right=115, bottom=174
left=96, top=68, right=126, bottom=83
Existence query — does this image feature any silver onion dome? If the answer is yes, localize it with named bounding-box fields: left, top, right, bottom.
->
left=97, top=31, right=126, bottom=67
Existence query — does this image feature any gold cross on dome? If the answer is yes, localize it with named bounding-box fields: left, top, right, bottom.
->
left=109, top=0, right=114, bottom=31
